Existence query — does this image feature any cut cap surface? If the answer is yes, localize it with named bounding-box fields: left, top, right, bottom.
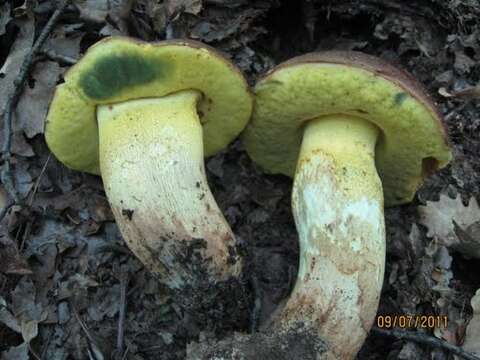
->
left=243, top=51, right=452, bottom=206
left=45, top=36, right=253, bottom=174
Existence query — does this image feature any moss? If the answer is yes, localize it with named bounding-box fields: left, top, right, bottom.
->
left=79, top=52, right=169, bottom=100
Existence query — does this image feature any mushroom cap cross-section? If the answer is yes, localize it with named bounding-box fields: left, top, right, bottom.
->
left=46, top=36, right=252, bottom=175
left=45, top=37, right=253, bottom=290
left=243, top=51, right=451, bottom=359
left=244, top=51, right=451, bottom=206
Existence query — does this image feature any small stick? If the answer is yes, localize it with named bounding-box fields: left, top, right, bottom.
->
left=0, top=199, right=15, bottom=222
left=249, top=273, right=262, bottom=333
left=371, top=327, right=480, bottom=360
left=38, top=49, right=77, bottom=65
left=71, top=303, right=105, bottom=359
left=116, top=273, right=129, bottom=359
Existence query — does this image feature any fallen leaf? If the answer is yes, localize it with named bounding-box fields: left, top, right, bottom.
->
left=398, top=342, right=425, bottom=359
left=418, top=195, right=480, bottom=258
left=454, top=51, right=476, bottom=74
left=0, top=229, right=32, bottom=275
left=74, top=0, right=109, bottom=23
left=0, top=296, right=21, bottom=333
left=75, top=0, right=133, bottom=33
left=0, top=2, right=11, bottom=36
left=0, top=186, right=7, bottom=209
left=11, top=132, right=34, bottom=157
left=147, top=2, right=168, bottom=33
left=453, top=221, right=480, bottom=258
left=15, top=61, right=62, bottom=138
left=11, top=278, right=47, bottom=344
left=58, top=274, right=99, bottom=300
left=167, top=0, right=203, bottom=15
left=438, top=84, right=480, bottom=100
left=190, top=8, right=262, bottom=42
left=207, top=155, right=224, bottom=177
left=408, top=223, right=424, bottom=258
left=20, top=318, right=38, bottom=343
left=0, top=342, right=29, bottom=360
left=463, top=289, right=480, bottom=355
left=13, top=160, right=33, bottom=199
left=44, top=26, right=83, bottom=60
left=0, top=15, right=34, bottom=114
left=99, top=22, right=124, bottom=36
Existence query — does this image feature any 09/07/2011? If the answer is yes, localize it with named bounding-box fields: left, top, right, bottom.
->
left=376, top=315, right=448, bottom=329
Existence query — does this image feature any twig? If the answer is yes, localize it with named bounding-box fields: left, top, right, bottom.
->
left=28, top=343, right=42, bottom=360
left=249, top=273, right=262, bottom=333
left=116, top=273, right=129, bottom=359
left=0, top=199, right=15, bottom=223
left=71, top=303, right=105, bottom=360
left=38, top=49, right=77, bottom=65
left=371, top=327, right=480, bottom=360
left=14, top=154, right=51, bottom=249
left=0, top=0, right=70, bottom=221
left=27, top=154, right=51, bottom=207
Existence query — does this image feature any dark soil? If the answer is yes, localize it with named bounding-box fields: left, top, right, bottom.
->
left=1, top=1, right=479, bottom=359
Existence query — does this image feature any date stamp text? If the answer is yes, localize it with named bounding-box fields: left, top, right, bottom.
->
left=376, top=315, right=448, bottom=329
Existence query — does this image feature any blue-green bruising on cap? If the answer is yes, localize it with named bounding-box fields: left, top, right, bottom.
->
left=78, top=52, right=170, bottom=100
left=394, top=92, right=408, bottom=106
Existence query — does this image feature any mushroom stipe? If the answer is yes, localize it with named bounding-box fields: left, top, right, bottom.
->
left=46, top=36, right=252, bottom=174
left=45, top=38, right=452, bottom=359
left=45, top=37, right=252, bottom=296
left=243, top=51, right=452, bottom=359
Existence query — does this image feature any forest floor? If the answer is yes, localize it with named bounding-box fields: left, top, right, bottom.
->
left=1, top=0, right=480, bottom=359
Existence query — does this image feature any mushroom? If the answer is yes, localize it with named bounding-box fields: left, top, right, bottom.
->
left=243, top=52, right=452, bottom=358
left=45, top=37, right=252, bottom=290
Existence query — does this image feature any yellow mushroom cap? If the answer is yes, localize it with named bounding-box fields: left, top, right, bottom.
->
left=45, top=36, right=253, bottom=175
left=243, top=51, right=452, bottom=206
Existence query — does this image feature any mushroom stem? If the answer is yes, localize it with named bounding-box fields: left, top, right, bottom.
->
left=97, top=90, right=240, bottom=289
left=278, top=115, right=386, bottom=359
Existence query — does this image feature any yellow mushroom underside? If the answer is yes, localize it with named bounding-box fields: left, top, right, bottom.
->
left=243, top=63, right=451, bottom=206
left=45, top=37, right=252, bottom=175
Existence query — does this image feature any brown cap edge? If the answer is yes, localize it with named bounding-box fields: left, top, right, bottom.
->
left=259, top=51, right=451, bottom=154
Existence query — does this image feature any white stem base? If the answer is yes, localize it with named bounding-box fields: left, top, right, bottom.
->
left=278, top=115, right=386, bottom=359
left=97, top=90, right=240, bottom=289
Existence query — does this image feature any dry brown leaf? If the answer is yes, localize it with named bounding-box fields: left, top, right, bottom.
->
left=0, top=15, right=34, bottom=114
left=75, top=0, right=133, bottom=33
left=0, top=227, right=32, bottom=276
left=0, top=2, right=11, bottom=36
left=15, top=61, right=61, bottom=138
left=0, top=186, right=7, bottom=210
left=44, top=26, right=83, bottom=60
left=418, top=194, right=480, bottom=258
left=438, top=85, right=480, bottom=100
left=74, top=0, right=109, bottom=23
left=0, top=342, right=29, bottom=360
left=463, top=290, right=480, bottom=355
left=0, top=296, right=21, bottom=333
left=167, top=0, right=203, bottom=15
left=11, top=132, right=34, bottom=157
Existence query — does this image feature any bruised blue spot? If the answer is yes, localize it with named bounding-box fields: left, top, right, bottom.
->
left=78, top=52, right=170, bottom=100
left=394, top=92, right=408, bottom=106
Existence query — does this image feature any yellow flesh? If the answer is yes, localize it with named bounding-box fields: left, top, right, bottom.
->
left=45, top=37, right=252, bottom=175
left=281, top=115, right=385, bottom=359
left=243, top=63, right=451, bottom=206
left=97, top=90, right=239, bottom=287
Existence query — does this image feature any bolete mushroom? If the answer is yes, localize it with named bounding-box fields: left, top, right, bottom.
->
left=243, top=52, right=451, bottom=358
left=45, top=37, right=252, bottom=289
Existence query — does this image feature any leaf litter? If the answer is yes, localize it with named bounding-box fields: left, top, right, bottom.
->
left=0, top=1, right=480, bottom=359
